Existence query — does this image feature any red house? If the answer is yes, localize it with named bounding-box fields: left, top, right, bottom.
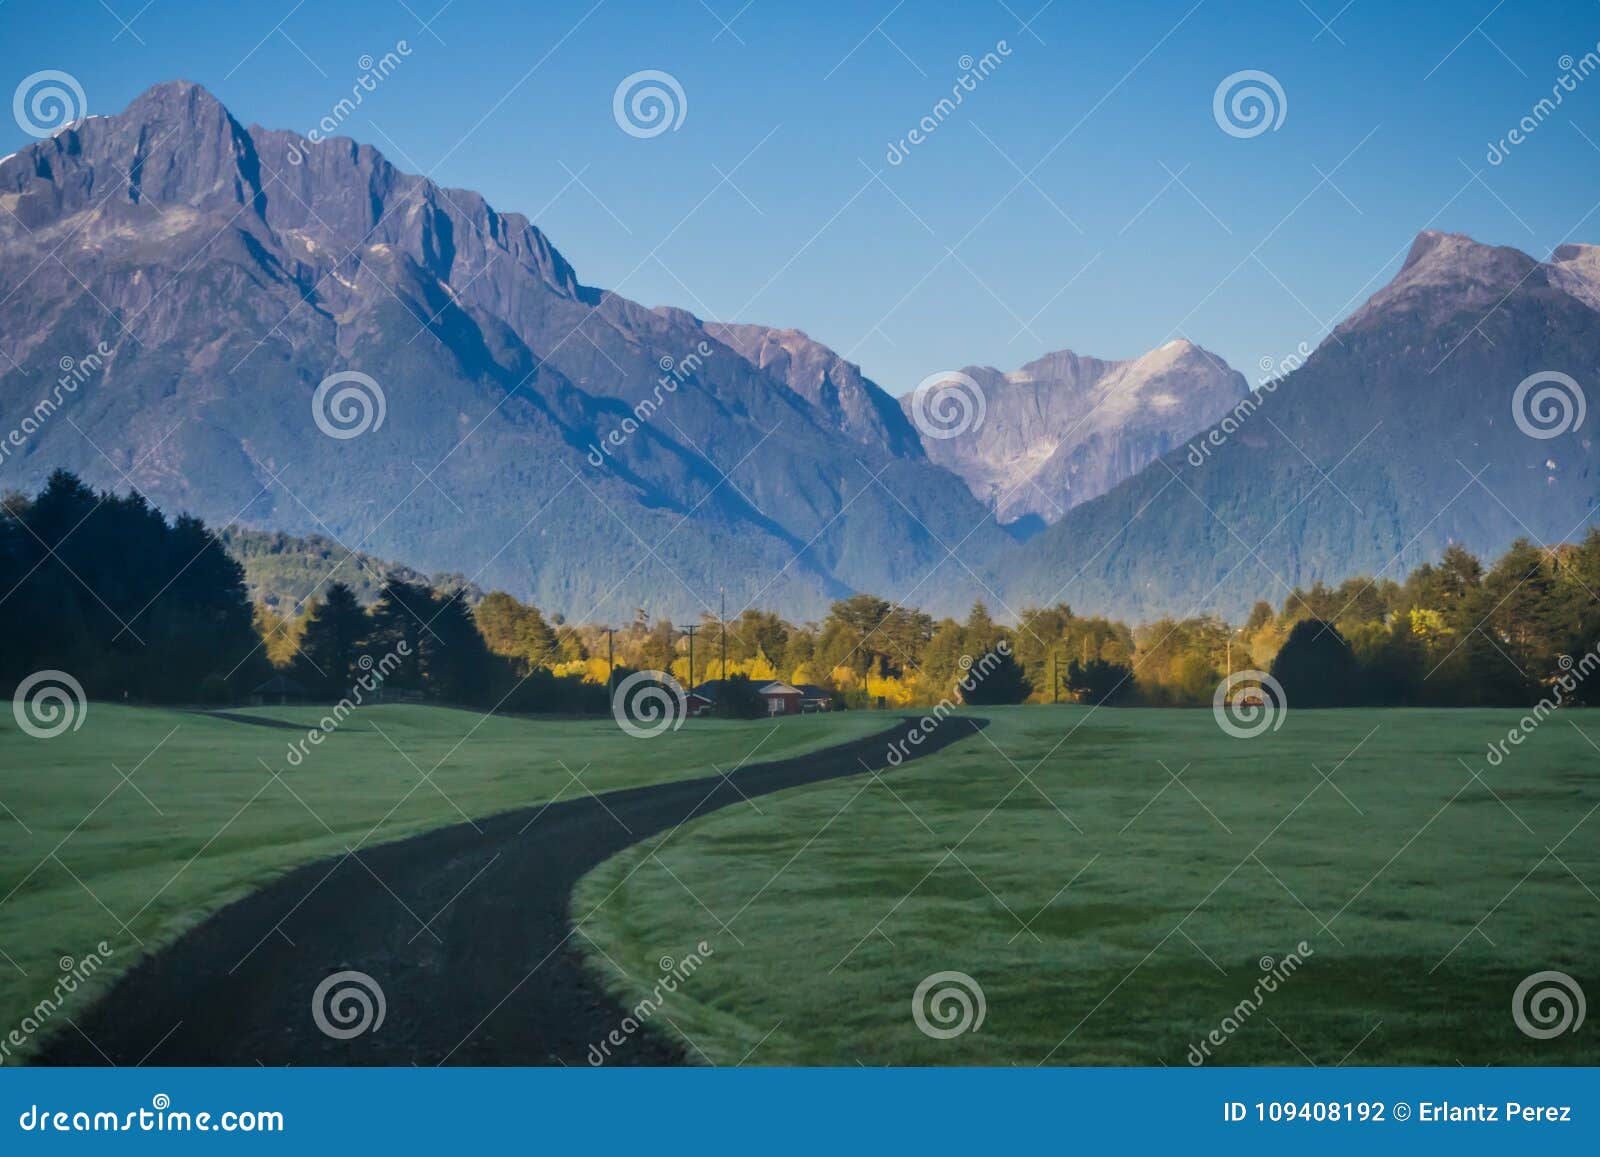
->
left=757, top=681, right=805, bottom=716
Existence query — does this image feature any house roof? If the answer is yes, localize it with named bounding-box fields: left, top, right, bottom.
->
left=689, top=680, right=729, bottom=701
left=757, top=681, right=802, bottom=697
left=795, top=684, right=833, bottom=699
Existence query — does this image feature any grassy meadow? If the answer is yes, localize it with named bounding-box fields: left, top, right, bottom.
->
left=0, top=702, right=886, bottom=1048
left=575, top=705, right=1600, bottom=1066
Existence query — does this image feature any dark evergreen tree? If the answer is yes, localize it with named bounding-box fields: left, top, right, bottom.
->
left=1271, top=619, right=1356, bottom=708
left=295, top=583, right=368, bottom=695
left=961, top=649, right=1032, bottom=705
left=1063, top=657, right=1134, bottom=705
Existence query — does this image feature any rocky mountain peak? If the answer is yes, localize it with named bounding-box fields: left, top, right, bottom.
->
left=910, top=340, right=1248, bottom=527
left=1342, top=230, right=1548, bottom=332
left=697, top=320, right=924, bottom=457
left=1548, top=242, right=1600, bottom=312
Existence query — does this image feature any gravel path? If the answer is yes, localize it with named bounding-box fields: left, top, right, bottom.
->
left=35, top=714, right=986, bottom=1065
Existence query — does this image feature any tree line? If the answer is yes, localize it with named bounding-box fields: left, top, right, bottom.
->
left=4, top=471, right=1596, bottom=712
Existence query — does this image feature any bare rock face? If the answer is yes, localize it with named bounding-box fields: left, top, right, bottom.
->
left=1548, top=243, right=1600, bottom=312
left=1002, top=231, right=1600, bottom=623
left=6, top=83, right=1594, bottom=625
left=0, top=81, right=1012, bottom=621
left=907, top=340, right=1250, bottom=526
left=698, top=322, right=925, bottom=458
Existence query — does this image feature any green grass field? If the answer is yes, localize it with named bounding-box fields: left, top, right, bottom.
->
left=0, top=702, right=887, bottom=1049
left=575, top=705, right=1600, bottom=1066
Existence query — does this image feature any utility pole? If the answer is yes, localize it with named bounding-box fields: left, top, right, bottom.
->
left=682, top=624, right=699, bottom=689
left=606, top=627, right=615, bottom=700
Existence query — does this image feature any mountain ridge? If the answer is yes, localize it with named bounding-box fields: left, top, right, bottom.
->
left=0, top=80, right=1015, bottom=621
left=3, top=82, right=1596, bottom=626
left=997, top=229, right=1600, bottom=621
left=909, top=338, right=1251, bottom=526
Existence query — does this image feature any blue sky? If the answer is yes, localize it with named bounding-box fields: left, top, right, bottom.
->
left=5, top=0, right=1599, bottom=390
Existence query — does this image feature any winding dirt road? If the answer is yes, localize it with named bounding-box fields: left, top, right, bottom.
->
left=35, top=714, right=986, bottom=1066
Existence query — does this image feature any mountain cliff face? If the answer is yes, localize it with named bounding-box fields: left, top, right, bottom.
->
left=3, top=84, right=1595, bottom=627
left=0, top=81, right=1013, bottom=621
left=1000, top=231, right=1600, bottom=622
left=696, top=322, right=925, bottom=458
left=908, top=340, right=1250, bottom=526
